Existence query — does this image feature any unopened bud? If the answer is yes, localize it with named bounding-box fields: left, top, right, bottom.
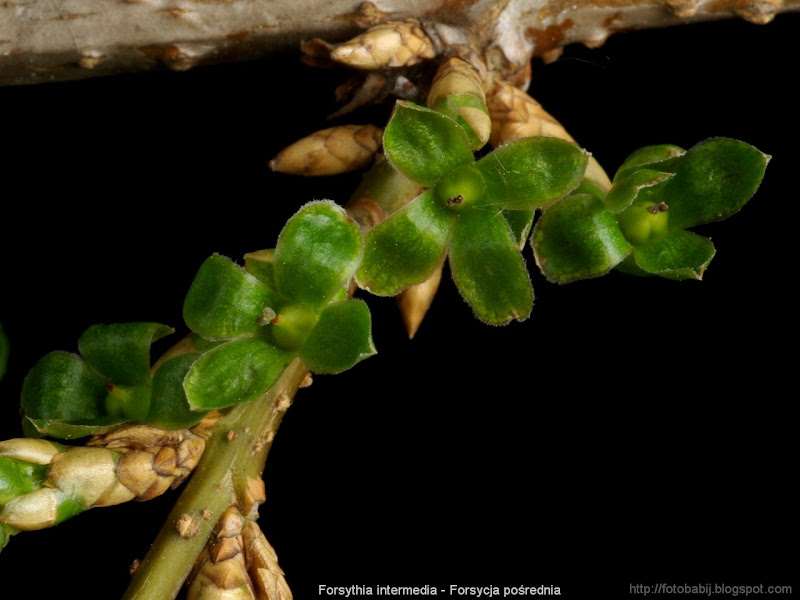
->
left=270, top=125, right=382, bottom=176
left=397, top=265, right=442, bottom=339
left=243, top=521, right=293, bottom=600
left=330, top=21, right=435, bottom=69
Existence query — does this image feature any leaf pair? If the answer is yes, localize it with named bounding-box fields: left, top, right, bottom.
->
left=21, top=323, right=178, bottom=439
left=356, top=101, right=588, bottom=325
left=182, top=202, right=376, bottom=412
left=533, top=138, right=769, bottom=283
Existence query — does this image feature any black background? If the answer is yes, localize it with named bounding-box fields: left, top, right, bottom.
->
left=0, top=14, right=796, bottom=599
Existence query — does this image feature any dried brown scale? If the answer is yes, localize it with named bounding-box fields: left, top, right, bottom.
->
left=269, top=125, right=383, bottom=176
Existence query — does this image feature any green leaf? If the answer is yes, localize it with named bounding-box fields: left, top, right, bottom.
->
left=475, top=137, right=587, bottom=210
left=147, top=353, right=208, bottom=429
left=502, top=209, right=535, bottom=250
left=23, top=418, right=126, bottom=440
left=243, top=249, right=277, bottom=288
left=183, top=254, right=278, bottom=339
left=532, top=194, right=633, bottom=283
left=0, top=324, right=8, bottom=382
left=615, top=144, right=685, bottom=179
left=274, top=201, right=362, bottom=310
left=659, top=138, right=769, bottom=231
left=383, top=101, right=473, bottom=186
left=431, top=94, right=490, bottom=151
left=357, top=190, right=455, bottom=296
left=300, top=300, right=376, bottom=374
left=21, top=352, right=108, bottom=424
left=615, top=254, right=653, bottom=278
left=449, top=210, right=533, bottom=325
left=632, top=230, right=716, bottom=280
left=78, top=322, right=173, bottom=386
left=184, top=338, right=294, bottom=410
left=603, top=169, right=674, bottom=214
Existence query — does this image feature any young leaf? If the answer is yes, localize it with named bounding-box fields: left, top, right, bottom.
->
left=21, top=352, right=108, bottom=425
left=632, top=230, right=716, bottom=281
left=614, top=144, right=685, bottom=179
left=449, top=210, right=533, bottom=325
left=147, top=353, right=208, bottom=429
left=357, top=190, right=455, bottom=296
left=475, top=137, right=587, bottom=210
left=659, top=138, right=769, bottom=231
left=532, top=194, right=633, bottom=283
left=184, top=338, right=294, bottom=410
left=300, top=300, right=376, bottom=374
left=603, top=169, right=674, bottom=214
left=274, top=201, right=362, bottom=311
left=184, top=254, right=278, bottom=339
left=78, top=322, right=174, bottom=387
left=383, top=101, right=473, bottom=186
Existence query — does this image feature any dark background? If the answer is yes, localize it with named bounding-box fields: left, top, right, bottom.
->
left=0, top=14, right=796, bottom=599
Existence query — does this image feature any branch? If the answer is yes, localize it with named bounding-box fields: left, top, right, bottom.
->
left=1, top=0, right=798, bottom=85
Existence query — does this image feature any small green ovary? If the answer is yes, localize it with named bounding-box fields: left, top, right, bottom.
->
left=618, top=201, right=670, bottom=246
left=270, top=305, right=319, bottom=352
left=435, top=164, right=486, bottom=211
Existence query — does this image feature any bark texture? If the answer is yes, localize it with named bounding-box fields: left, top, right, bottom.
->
left=1, top=0, right=798, bottom=85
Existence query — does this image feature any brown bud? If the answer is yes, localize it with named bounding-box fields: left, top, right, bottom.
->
left=242, top=522, right=293, bottom=600
left=188, top=508, right=255, bottom=600
left=270, top=125, right=382, bottom=176
left=396, top=264, right=443, bottom=339
left=330, top=20, right=436, bottom=69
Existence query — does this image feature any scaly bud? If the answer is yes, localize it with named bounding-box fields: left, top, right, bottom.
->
left=396, top=264, right=443, bottom=339
left=330, top=20, right=436, bottom=69
left=270, top=125, right=382, bottom=176
left=242, top=521, right=293, bottom=600
left=428, top=58, right=491, bottom=149
left=188, top=507, right=255, bottom=600
left=487, top=81, right=611, bottom=191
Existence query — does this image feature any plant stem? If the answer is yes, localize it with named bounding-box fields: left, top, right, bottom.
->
left=121, top=358, right=308, bottom=600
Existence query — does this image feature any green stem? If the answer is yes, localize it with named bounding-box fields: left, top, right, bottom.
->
left=121, top=358, right=308, bottom=600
